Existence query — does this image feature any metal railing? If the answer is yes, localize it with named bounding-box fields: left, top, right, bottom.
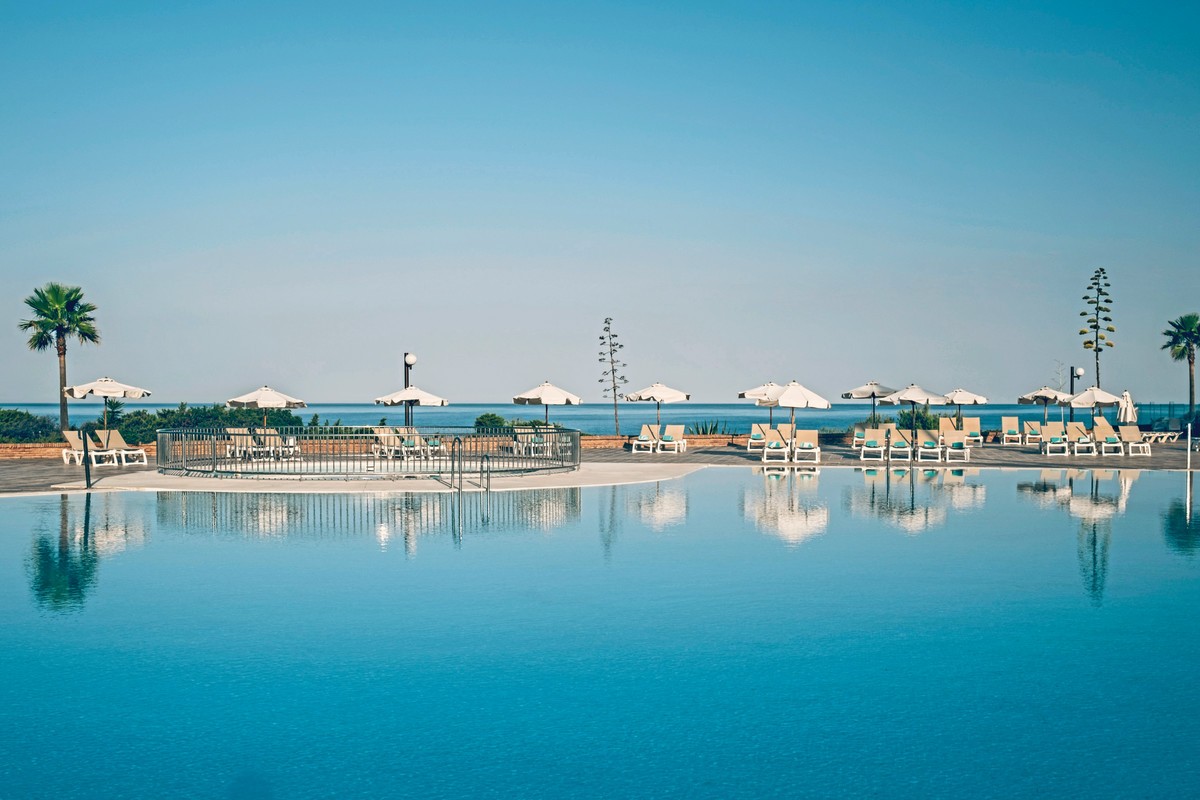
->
left=156, top=425, right=580, bottom=480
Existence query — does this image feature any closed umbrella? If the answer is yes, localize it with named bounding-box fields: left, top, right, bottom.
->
left=227, top=385, right=307, bottom=426
left=774, top=381, right=832, bottom=427
left=943, top=388, right=988, bottom=425
left=374, top=386, right=448, bottom=426
left=513, top=381, right=581, bottom=423
left=1018, top=386, right=1073, bottom=425
left=841, top=381, right=896, bottom=425
left=625, top=382, right=690, bottom=426
left=1117, top=391, right=1139, bottom=425
left=880, top=384, right=948, bottom=445
left=64, top=376, right=152, bottom=431
left=739, top=381, right=783, bottom=425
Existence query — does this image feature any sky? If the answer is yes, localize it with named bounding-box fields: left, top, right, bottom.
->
left=2, top=1, right=1197, bottom=405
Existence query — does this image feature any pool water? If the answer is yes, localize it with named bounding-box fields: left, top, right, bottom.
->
left=2, top=468, right=1198, bottom=799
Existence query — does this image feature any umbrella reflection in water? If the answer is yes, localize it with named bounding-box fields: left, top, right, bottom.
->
left=743, top=468, right=828, bottom=546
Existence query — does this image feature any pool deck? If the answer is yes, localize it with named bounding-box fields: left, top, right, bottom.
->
left=0, top=439, right=1194, bottom=496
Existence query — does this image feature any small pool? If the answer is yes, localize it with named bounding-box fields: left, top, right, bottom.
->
left=2, top=468, right=1198, bottom=798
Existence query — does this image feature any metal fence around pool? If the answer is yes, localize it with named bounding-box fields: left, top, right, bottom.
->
left=156, top=426, right=581, bottom=480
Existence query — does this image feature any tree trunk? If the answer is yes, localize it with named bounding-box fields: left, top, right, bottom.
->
left=1094, top=346, right=1101, bottom=389
left=1189, top=350, right=1195, bottom=417
left=57, top=335, right=68, bottom=431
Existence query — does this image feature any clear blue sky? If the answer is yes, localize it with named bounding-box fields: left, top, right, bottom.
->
left=2, top=1, right=1197, bottom=404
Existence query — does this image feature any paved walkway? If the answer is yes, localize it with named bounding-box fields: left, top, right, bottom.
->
left=0, top=440, right=1193, bottom=495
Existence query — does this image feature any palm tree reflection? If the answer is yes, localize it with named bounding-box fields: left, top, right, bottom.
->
left=1162, top=472, right=1199, bottom=556
left=27, top=494, right=98, bottom=612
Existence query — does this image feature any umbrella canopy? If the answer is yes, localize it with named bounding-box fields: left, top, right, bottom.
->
left=1018, top=386, right=1073, bottom=424
left=880, top=384, right=948, bottom=443
left=227, top=386, right=307, bottom=425
left=374, top=386, right=449, bottom=407
left=739, top=381, right=784, bottom=424
left=513, top=381, right=581, bottom=423
left=64, top=376, right=152, bottom=430
left=1066, top=386, right=1121, bottom=421
left=774, top=381, right=832, bottom=427
left=1117, top=391, right=1139, bottom=425
left=943, top=387, right=988, bottom=423
left=625, top=382, right=690, bottom=426
left=841, top=381, right=896, bottom=425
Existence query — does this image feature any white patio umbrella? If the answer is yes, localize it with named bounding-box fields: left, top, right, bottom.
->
left=943, top=387, right=988, bottom=425
left=64, top=376, right=152, bottom=430
left=841, top=381, right=896, bottom=425
left=513, top=381, right=581, bottom=423
left=774, top=381, right=832, bottom=427
left=1117, top=390, right=1139, bottom=424
left=879, top=384, right=948, bottom=445
left=739, top=381, right=783, bottom=425
left=625, top=382, right=690, bottom=426
left=1018, top=386, right=1073, bottom=424
left=374, top=385, right=448, bottom=426
left=227, top=385, right=307, bottom=426
left=1065, top=386, right=1121, bottom=422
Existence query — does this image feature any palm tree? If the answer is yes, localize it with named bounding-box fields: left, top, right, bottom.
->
left=1161, top=312, right=1200, bottom=417
left=18, top=283, right=100, bottom=431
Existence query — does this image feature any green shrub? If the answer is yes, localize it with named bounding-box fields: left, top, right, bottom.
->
left=0, top=409, right=62, bottom=443
left=474, top=412, right=506, bottom=429
left=688, top=420, right=730, bottom=435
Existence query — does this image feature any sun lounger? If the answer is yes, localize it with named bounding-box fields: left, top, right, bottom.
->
left=962, top=417, right=983, bottom=447
left=776, top=424, right=795, bottom=446
left=98, top=429, right=148, bottom=465
left=1092, top=420, right=1122, bottom=456
left=1023, top=420, right=1042, bottom=446
left=938, top=417, right=958, bottom=445
left=943, top=430, right=970, bottom=462
left=658, top=425, right=687, bottom=453
left=850, top=424, right=867, bottom=450
left=791, top=430, right=820, bottom=463
left=1119, top=425, right=1151, bottom=456
left=631, top=424, right=659, bottom=453
left=915, top=429, right=942, bottom=462
left=62, top=430, right=119, bottom=466
left=372, top=427, right=405, bottom=458
left=1042, top=423, right=1069, bottom=456
left=61, top=430, right=83, bottom=464
left=1001, top=417, right=1022, bottom=446
left=761, top=428, right=789, bottom=462
left=889, top=429, right=913, bottom=462
left=1066, top=422, right=1096, bottom=456
left=257, top=428, right=299, bottom=460
left=860, top=428, right=886, bottom=461
left=747, top=423, right=770, bottom=452
left=225, top=427, right=256, bottom=460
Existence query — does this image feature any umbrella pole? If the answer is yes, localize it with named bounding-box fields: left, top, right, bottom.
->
left=657, top=401, right=661, bottom=427
left=544, top=404, right=549, bottom=424
left=871, top=397, right=876, bottom=425
left=769, top=407, right=774, bottom=426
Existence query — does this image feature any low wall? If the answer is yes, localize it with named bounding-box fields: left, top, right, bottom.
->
left=581, top=432, right=850, bottom=449
left=0, top=442, right=159, bottom=461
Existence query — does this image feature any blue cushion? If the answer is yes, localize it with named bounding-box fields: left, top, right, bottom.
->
left=662, top=435, right=673, bottom=442
left=866, top=440, right=879, bottom=448
left=637, top=435, right=649, bottom=441
left=800, top=442, right=814, bottom=449
left=1106, top=436, right=1118, bottom=444
left=922, top=441, right=937, bottom=448
left=1051, top=437, right=1063, bottom=443
left=1007, top=429, right=1017, bottom=435
left=951, top=442, right=965, bottom=449
left=969, top=431, right=980, bottom=437
left=403, top=439, right=416, bottom=447
left=750, top=432, right=764, bottom=440
left=768, top=441, right=783, bottom=449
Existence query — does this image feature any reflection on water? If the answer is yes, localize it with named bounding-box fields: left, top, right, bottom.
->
left=628, top=481, right=689, bottom=531
left=1017, top=469, right=1142, bottom=606
left=25, top=493, right=150, bottom=613
left=157, top=488, right=583, bottom=554
left=1163, top=472, right=1200, bottom=556
left=743, top=467, right=828, bottom=545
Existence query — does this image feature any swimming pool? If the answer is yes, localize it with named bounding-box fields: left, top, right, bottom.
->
left=2, top=468, right=1198, bottom=798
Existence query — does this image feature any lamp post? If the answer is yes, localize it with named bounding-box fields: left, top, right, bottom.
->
left=1069, top=365, right=1084, bottom=422
left=403, top=352, right=417, bottom=427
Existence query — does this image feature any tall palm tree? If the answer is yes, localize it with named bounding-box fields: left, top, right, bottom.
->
left=18, top=283, right=100, bottom=431
left=1161, top=312, right=1200, bottom=417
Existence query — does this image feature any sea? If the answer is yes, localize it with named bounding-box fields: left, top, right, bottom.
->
left=0, top=401, right=1167, bottom=436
